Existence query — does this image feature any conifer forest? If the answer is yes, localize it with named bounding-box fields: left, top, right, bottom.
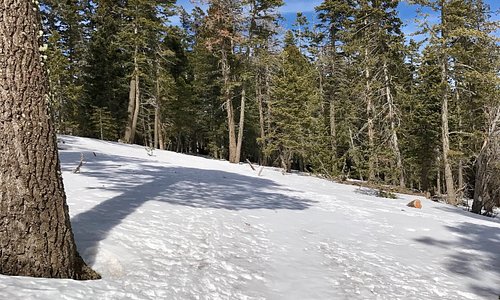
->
left=40, top=0, right=499, bottom=214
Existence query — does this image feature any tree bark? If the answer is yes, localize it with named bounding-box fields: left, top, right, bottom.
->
left=0, top=0, right=99, bottom=280
left=437, top=156, right=442, bottom=195
left=124, top=25, right=140, bottom=144
left=154, top=105, right=159, bottom=149
left=154, top=60, right=161, bottom=149
left=440, top=1, right=457, bottom=205
left=472, top=107, right=500, bottom=213
left=383, top=61, right=404, bottom=188
left=221, top=49, right=237, bottom=163
left=457, top=96, right=464, bottom=198
left=158, top=122, right=165, bottom=150
left=328, top=44, right=337, bottom=166
left=257, top=76, right=267, bottom=165
left=124, top=76, right=136, bottom=143
left=235, top=86, right=246, bottom=163
left=330, top=93, right=337, bottom=160
left=131, top=70, right=140, bottom=143
left=365, top=47, right=375, bottom=182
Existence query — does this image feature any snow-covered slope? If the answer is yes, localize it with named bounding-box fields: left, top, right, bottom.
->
left=1, top=136, right=499, bottom=300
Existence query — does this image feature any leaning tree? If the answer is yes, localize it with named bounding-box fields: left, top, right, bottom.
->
left=0, top=0, right=99, bottom=279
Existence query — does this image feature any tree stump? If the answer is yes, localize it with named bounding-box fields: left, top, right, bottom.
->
left=407, top=199, right=422, bottom=209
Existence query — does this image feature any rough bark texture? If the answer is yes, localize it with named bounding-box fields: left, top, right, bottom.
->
left=0, top=0, right=99, bottom=280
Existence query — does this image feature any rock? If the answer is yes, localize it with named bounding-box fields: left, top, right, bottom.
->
left=407, top=199, right=422, bottom=209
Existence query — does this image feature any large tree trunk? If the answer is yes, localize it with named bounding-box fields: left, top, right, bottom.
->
left=441, top=76, right=456, bottom=205
left=131, top=71, right=140, bottom=143
left=158, top=122, right=165, bottom=150
left=235, top=87, right=246, bottom=163
left=124, top=27, right=140, bottom=144
left=0, top=0, right=99, bottom=280
left=440, top=2, right=457, bottom=205
left=124, top=75, right=136, bottom=143
left=221, top=49, right=238, bottom=163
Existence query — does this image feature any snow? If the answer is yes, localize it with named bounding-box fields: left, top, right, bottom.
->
left=1, top=135, right=499, bottom=300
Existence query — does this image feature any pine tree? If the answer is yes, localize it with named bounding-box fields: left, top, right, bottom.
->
left=267, top=37, right=326, bottom=172
left=83, top=0, right=129, bottom=139
left=40, top=0, right=87, bottom=135
left=316, top=0, right=355, bottom=175
left=203, top=0, right=246, bottom=163
left=120, top=0, right=175, bottom=144
left=246, top=0, right=284, bottom=164
left=331, top=0, right=407, bottom=184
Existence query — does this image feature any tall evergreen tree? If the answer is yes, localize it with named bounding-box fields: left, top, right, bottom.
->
left=203, top=0, right=246, bottom=163
left=267, top=35, right=327, bottom=172
left=41, top=0, right=87, bottom=134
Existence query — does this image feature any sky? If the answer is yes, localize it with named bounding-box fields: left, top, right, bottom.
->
left=173, top=0, right=499, bottom=40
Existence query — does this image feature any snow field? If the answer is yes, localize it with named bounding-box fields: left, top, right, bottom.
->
left=0, top=135, right=498, bottom=299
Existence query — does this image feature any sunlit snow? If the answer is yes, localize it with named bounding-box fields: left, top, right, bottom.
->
left=1, top=136, right=499, bottom=299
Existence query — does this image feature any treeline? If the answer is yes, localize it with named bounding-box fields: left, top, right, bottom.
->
left=40, top=0, right=499, bottom=214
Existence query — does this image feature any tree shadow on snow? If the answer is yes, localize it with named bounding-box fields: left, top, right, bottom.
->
left=59, top=149, right=315, bottom=266
left=413, top=210, right=500, bottom=298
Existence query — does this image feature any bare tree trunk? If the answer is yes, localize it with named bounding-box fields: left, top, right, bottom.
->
left=124, top=76, right=136, bottom=143
left=437, top=163, right=442, bottom=196
left=131, top=70, right=140, bottom=143
left=154, top=106, right=159, bottom=149
left=124, top=21, right=141, bottom=143
left=442, top=97, right=456, bottom=204
left=265, top=65, right=272, bottom=139
left=457, top=97, right=464, bottom=198
left=235, top=87, right=246, bottom=163
left=99, top=109, right=103, bottom=140
left=383, top=61, right=404, bottom=188
left=257, top=77, right=267, bottom=165
left=330, top=96, right=337, bottom=158
left=365, top=46, right=375, bottom=182
left=329, top=46, right=337, bottom=165
left=221, top=49, right=237, bottom=163
left=158, top=122, right=165, bottom=150
left=0, top=0, right=99, bottom=280
left=440, top=0, right=457, bottom=205
left=472, top=106, right=500, bottom=213
left=124, top=29, right=141, bottom=144
left=154, top=62, right=161, bottom=149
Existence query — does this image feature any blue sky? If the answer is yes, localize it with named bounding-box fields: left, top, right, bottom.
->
left=174, top=0, right=499, bottom=39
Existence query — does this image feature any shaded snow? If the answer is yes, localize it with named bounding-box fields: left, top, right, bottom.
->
left=1, top=135, right=499, bottom=299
